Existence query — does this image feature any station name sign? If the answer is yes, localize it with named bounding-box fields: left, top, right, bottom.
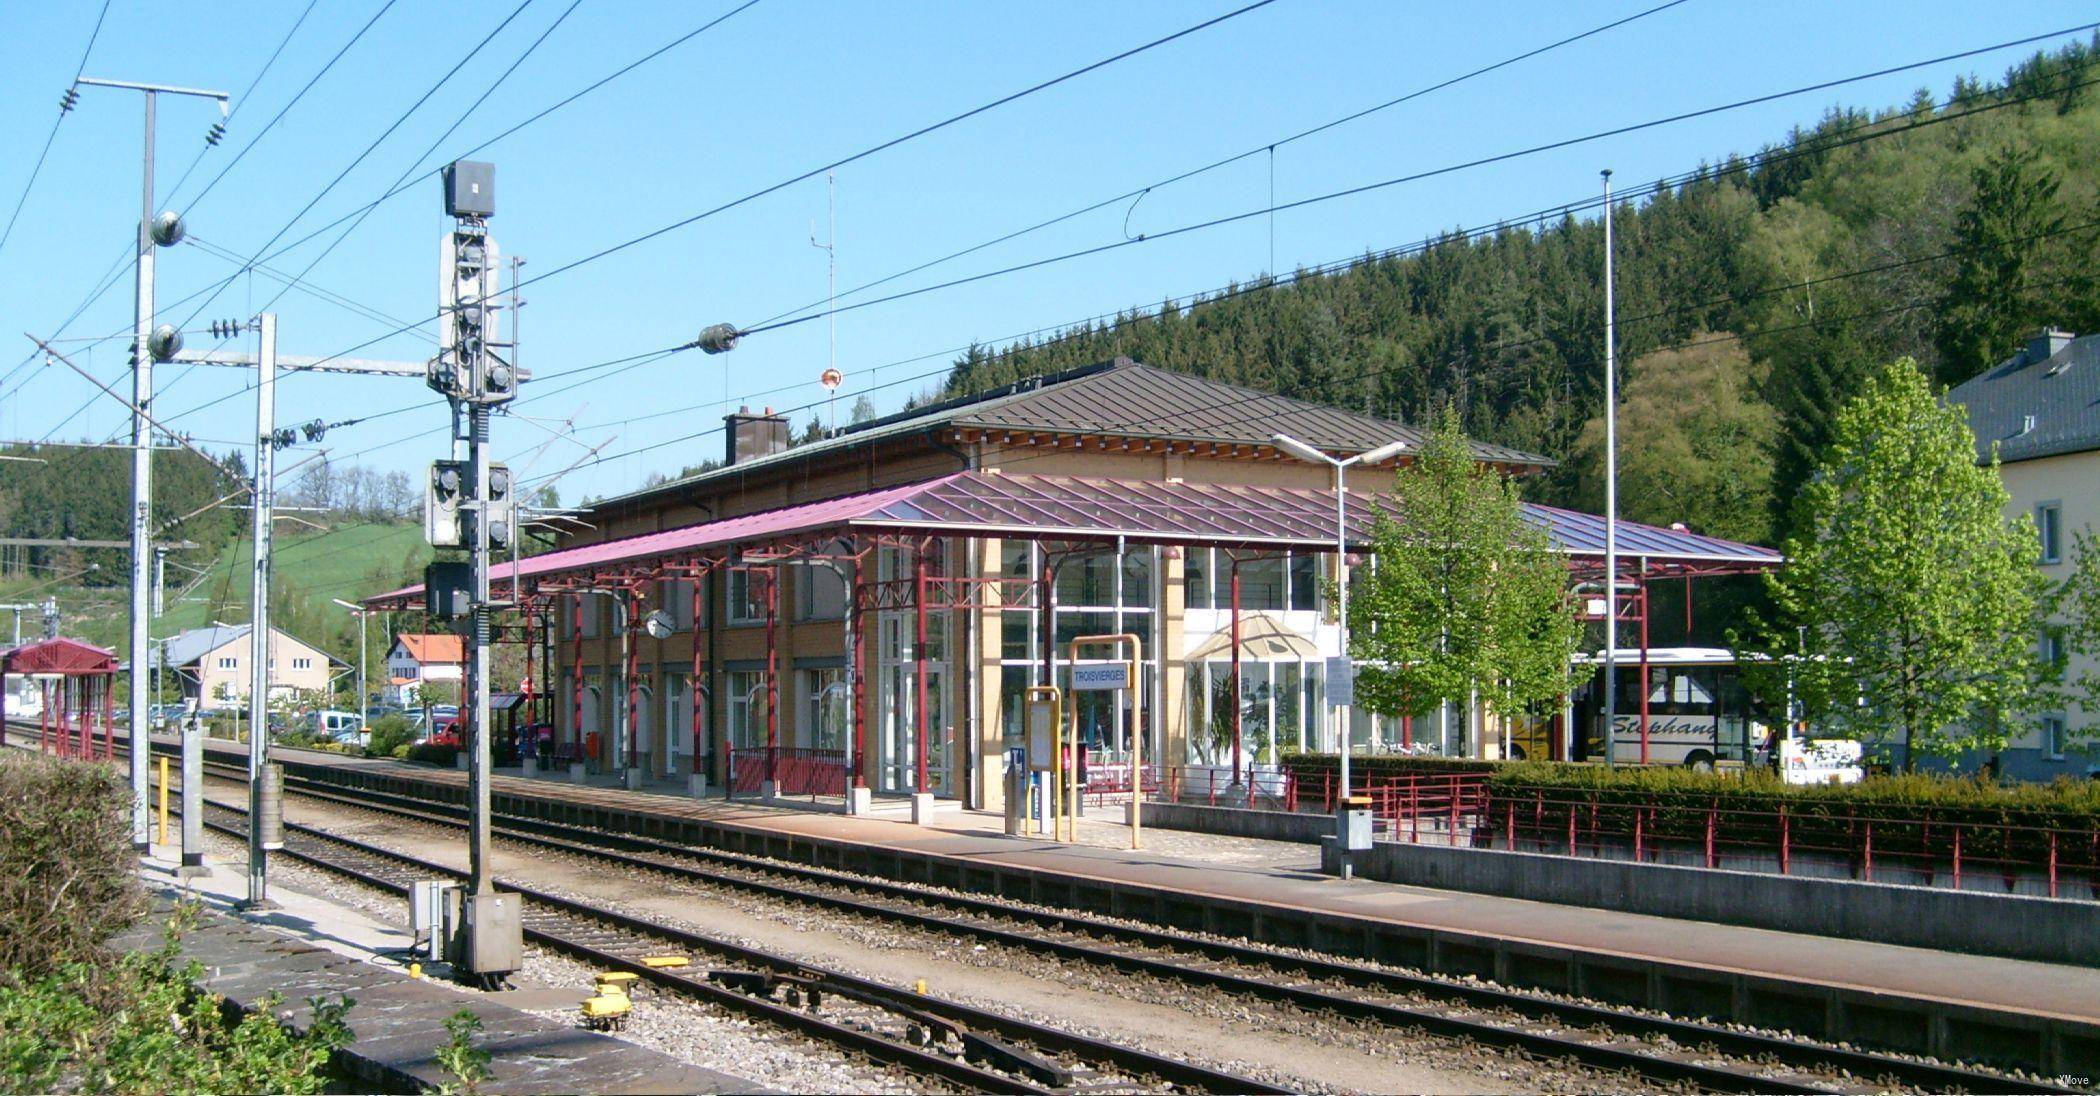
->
left=1071, top=663, right=1132, bottom=691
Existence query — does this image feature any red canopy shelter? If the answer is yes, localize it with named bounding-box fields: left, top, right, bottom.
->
left=1, top=637, right=119, bottom=761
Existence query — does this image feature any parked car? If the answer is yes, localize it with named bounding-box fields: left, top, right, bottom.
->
left=307, top=709, right=365, bottom=746
left=423, top=713, right=462, bottom=749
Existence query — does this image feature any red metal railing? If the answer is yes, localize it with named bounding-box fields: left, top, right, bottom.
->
left=729, top=746, right=848, bottom=797
left=1475, top=786, right=2100, bottom=899
left=1149, top=768, right=2099, bottom=899
left=1076, top=760, right=1162, bottom=806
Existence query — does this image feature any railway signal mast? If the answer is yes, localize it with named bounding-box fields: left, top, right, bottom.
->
left=428, top=161, right=524, bottom=984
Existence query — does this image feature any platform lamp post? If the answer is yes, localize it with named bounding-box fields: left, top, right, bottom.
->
left=1269, top=433, right=1411, bottom=809
left=331, top=599, right=369, bottom=722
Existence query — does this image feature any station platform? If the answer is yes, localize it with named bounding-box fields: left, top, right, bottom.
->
left=133, top=842, right=760, bottom=1094
left=107, top=731, right=2100, bottom=1066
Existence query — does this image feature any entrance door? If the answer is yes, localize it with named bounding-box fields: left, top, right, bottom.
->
left=876, top=602, right=949, bottom=795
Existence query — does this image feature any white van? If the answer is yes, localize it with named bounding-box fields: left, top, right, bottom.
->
left=308, top=709, right=366, bottom=745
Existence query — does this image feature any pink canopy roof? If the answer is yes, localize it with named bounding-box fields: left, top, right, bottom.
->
left=365, top=471, right=1779, bottom=608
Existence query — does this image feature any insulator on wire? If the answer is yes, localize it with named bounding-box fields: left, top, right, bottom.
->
left=59, top=88, right=78, bottom=113
left=696, top=323, right=742, bottom=355
left=205, top=123, right=225, bottom=147
left=301, top=419, right=327, bottom=442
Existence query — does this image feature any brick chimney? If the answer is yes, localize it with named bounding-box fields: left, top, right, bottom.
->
left=724, top=405, right=789, bottom=466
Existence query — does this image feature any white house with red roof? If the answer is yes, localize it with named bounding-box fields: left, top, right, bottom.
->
left=383, top=633, right=464, bottom=706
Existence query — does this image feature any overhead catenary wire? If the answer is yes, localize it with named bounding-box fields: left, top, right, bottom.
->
left=739, top=19, right=2100, bottom=339
left=175, top=56, right=2100, bottom=499
left=32, top=17, right=2100, bottom=550
left=99, top=0, right=770, bottom=431
left=747, top=0, right=1698, bottom=329
left=151, top=0, right=583, bottom=407
left=174, top=0, right=403, bottom=221
left=291, top=0, right=1286, bottom=374
left=230, top=246, right=2072, bottom=610
left=155, top=0, right=324, bottom=211
left=157, top=0, right=542, bottom=388
left=0, top=0, right=114, bottom=259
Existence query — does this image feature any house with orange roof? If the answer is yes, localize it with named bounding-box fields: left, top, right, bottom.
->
left=384, top=633, right=464, bottom=707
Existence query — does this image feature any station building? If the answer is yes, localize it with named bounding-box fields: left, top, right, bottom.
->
left=364, top=358, right=1779, bottom=813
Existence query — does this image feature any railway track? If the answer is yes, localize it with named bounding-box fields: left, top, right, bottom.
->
left=188, top=797, right=1280, bottom=1095
left=255, top=767, right=2077, bottom=1095
left=22, top=729, right=2080, bottom=1094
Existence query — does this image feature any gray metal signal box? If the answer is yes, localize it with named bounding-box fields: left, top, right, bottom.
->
left=443, top=161, right=495, bottom=218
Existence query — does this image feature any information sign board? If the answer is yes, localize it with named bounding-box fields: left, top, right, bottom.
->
left=1071, top=663, right=1132, bottom=692
left=1325, top=656, right=1355, bottom=707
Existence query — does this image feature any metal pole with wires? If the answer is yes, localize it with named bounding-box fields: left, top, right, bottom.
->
left=1601, top=168, right=1620, bottom=768
left=72, top=76, right=227, bottom=851
left=242, top=313, right=281, bottom=909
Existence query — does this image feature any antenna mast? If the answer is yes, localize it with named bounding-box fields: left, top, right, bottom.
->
left=811, top=172, right=837, bottom=430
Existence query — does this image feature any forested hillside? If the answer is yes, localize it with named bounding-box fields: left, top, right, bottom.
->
left=940, top=41, right=2100, bottom=571
left=0, top=442, right=246, bottom=587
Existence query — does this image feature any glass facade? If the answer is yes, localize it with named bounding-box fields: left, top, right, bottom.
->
left=995, top=540, right=1158, bottom=768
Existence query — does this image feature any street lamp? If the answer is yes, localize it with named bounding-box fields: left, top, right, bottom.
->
left=331, top=599, right=368, bottom=722
left=1269, top=432, right=1410, bottom=809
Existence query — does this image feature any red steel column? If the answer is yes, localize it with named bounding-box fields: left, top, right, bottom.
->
left=914, top=544, right=930, bottom=795
left=102, top=676, right=114, bottom=759
left=625, top=592, right=642, bottom=774
left=764, top=568, right=780, bottom=787
left=570, top=594, right=584, bottom=752
left=520, top=607, right=537, bottom=736
left=691, top=575, right=706, bottom=778
left=1230, top=558, right=1243, bottom=786
left=852, top=559, right=870, bottom=789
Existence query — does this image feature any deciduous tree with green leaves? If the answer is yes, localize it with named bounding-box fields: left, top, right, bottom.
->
left=1751, top=358, right=2046, bottom=769
left=1348, top=408, right=1582, bottom=744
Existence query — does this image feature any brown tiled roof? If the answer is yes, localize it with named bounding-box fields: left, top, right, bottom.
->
left=941, top=359, right=1545, bottom=463
left=595, top=358, right=1550, bottom=511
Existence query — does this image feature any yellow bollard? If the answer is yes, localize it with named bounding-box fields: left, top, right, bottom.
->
left=913, top=978, right=927, bottom=995
left=157, top=756, right=170, bottom=847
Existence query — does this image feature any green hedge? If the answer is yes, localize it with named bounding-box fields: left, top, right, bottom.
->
left=0, top=755, right=142, bottom=981
left=1483, top=762, right=2100, bottom=870
left=404, top=743, right=458, bottom=767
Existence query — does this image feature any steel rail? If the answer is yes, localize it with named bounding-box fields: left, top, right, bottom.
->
left=21, top=727, right=2077, bottom=1095
left=253, top=767, right=2046, bottom=1096
left=181, top=794, right=1280, bottom=1095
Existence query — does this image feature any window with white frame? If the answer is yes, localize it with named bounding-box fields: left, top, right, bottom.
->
left=727, top=570, right=767, bottom=625
left=2037, top=501, right=2063, bottom=564
left=801, top=667, right=847, bottom=749
left=2042, top=713, right=2068, bottom=759
left=796, top=562, right=847, bottom=621
left=1182, top=547, right=1323, bottom=612
left=217, top=656, right=237, bottom=669
left=292, top=657, right=312, bottom=671
left=726, top=670, right=767, bottom=750
left=995, top=540, right=1158, bottom=766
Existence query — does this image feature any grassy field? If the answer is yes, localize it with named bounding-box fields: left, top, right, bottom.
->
left=1, top=522, right=430, bottom=653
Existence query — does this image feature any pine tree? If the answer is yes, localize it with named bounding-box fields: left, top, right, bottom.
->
left=1934, top=146, right=2079, bottom=385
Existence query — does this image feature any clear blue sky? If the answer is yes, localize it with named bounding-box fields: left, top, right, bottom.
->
left=0, top=0, right=2092, bottom=503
